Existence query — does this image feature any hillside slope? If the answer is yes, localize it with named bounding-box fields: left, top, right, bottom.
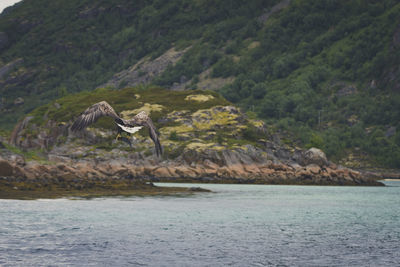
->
left=0, top=0, right=281, bottom=126
left=0, top=0, right=399, bottom=168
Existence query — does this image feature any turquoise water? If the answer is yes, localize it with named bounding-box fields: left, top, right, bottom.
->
left=1, top=182, right=399, bottom=266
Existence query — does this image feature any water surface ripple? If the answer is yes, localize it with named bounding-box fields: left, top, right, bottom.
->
left=1, top=182, right=399, bottom=266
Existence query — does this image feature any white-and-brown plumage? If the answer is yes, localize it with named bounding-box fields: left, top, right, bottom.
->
left=71, top=101, right=162, bottom=157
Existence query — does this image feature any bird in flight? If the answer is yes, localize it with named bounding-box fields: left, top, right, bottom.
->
left=71, top=101, right=162, bottom=157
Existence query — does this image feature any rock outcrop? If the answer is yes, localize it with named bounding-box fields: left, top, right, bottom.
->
left=99, top=47, right=189, bottom=89
left=1, top=87, right=384, bottom=186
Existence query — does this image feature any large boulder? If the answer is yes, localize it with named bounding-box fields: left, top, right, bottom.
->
left=299, top=147, right=329, bottom=167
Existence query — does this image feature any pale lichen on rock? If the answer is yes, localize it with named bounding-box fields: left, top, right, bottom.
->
left=120, top=103, right=164, bottom=118
left=185, top=94, right=214, bottom=102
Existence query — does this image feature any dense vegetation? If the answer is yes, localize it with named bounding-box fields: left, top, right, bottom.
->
left=216, top=1, right=400, bottom=168
left=0, top=0, right=280, bottom=127
left=1, top=0, right=400, bottom=168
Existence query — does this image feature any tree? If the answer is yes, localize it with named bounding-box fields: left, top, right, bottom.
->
left=252, top=82, right=266, bottom=99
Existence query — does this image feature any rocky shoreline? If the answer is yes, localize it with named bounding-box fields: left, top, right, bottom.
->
left=0, top=97, right=386, bottom=192
left=0, top=145, right=384, bottom=190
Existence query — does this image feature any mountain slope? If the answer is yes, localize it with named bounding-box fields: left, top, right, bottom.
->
left=0, top=0, right=280, bottom=126
left=1, top=0, right=400, bottom=168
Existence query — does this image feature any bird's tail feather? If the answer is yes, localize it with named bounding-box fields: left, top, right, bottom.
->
left=149, top=128, right=163, bottom=157
left=147, top=121, right=163, bottom=157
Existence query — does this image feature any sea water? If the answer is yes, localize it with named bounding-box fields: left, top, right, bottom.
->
left=0, top=182, right=399, bottom=266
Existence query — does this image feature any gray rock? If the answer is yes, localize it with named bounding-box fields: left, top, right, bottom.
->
left=13, top=97, right=24, bottom=105
left=298, top=147, right=328, bottom=167
left=275, top=148, right=290, bottom=160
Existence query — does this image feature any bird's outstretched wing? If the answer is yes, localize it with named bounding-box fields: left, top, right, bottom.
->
left=71, top=101, right=120, bottom=131
left=123, top=111, right=163, bottom=157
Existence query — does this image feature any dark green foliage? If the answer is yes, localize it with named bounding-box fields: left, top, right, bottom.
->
left=163, top=144, right=185, bottom=160
left=169, top=131, right=178, bottom=141
left=242, top=124, right=264, bottom=143
left=214, top=1, right=400, bottom=168
left=251, top=83, right=267, bottom=99
left=212, top=57, right=237, bottom=78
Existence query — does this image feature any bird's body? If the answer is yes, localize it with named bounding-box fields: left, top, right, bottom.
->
left=71, top=101, right=162, bottom=157
left=116, top=123, right=142, bottom=134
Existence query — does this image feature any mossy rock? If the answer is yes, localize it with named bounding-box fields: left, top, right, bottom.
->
left=29, top=86, right=230, bottom=127
left=21, top=86, right=268, bottom=154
